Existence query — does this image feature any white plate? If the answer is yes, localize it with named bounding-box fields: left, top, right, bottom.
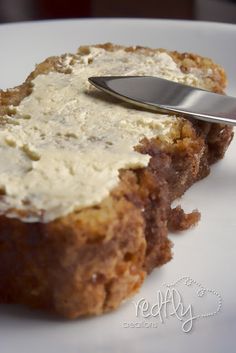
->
left=0, top=19, right=235, bottom=353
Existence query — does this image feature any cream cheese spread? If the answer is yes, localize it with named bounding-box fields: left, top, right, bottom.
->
left=0, top=47, right=202, bottom=222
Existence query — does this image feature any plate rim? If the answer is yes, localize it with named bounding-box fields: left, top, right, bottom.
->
left=0, top=17, right=236, bottom=31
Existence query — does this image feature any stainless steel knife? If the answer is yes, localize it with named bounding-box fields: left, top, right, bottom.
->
left=88, top=76, right=236, bottom=125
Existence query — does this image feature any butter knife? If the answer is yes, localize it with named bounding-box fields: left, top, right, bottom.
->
left=88, top=76, right=236, bottom=125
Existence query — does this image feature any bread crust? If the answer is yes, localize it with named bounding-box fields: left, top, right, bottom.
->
left=0, top=44, right=233, bottom=318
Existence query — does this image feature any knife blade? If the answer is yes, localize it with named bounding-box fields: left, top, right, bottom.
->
left=88, top=76, right=236, bottom=125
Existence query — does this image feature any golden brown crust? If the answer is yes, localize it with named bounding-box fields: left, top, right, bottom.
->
left=0, top=43, right=233, bottom=318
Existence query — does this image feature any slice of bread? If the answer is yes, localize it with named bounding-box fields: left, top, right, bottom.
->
left=0, top=43, right=233, bottom=318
